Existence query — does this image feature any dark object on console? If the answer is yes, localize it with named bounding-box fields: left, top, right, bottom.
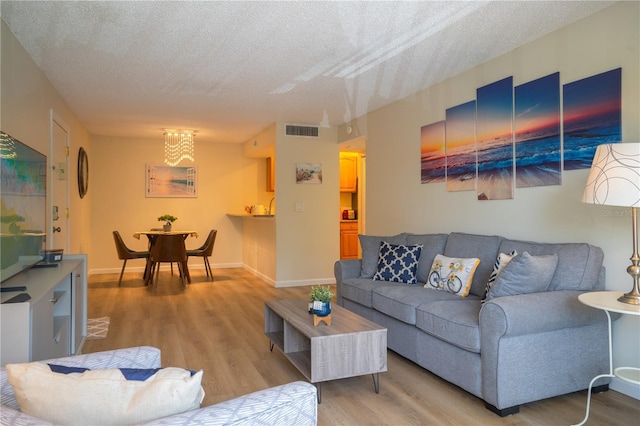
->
left=41, top=248, right=63, bottom=263
left=2, top=293, right=31, bottom=304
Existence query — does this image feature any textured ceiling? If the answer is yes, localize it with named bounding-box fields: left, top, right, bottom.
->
left=1, top=1, right=615, bottom=144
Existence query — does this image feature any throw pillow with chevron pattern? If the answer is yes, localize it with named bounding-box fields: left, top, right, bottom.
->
left=482, top=250, right=518, bottom=302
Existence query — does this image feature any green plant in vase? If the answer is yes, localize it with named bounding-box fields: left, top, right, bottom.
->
left=309, top=284, right=334, bottom=316
left=157, top=214, right=177, bottom=231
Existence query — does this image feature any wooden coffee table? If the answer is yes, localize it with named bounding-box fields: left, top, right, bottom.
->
left=264, top=299, right=387, bottom=402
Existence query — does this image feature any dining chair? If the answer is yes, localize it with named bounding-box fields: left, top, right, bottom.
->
left=187, top=229, right=217, bottom=280
left=148, top=234, right=188, bottom=288
left=112, top=231, right=150, bottom=286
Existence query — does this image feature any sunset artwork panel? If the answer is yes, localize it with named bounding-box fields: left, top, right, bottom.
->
left=476, top=77, right=514, bottom=200
left=420, top=121, right=445, bottom=184
left=514, top=72, right=561, bottom=188
left=563, top=68, right=621, bottom=170
left=445, top=101, right=476, bottom=192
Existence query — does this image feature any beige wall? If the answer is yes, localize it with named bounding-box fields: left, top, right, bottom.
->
left=340, top=2, right=639, bottom=398
left=90, top=135, right=262, bottom=273
left=275, top=123, right=340, bottom=286
left=1, top=21, right=92, bottom=256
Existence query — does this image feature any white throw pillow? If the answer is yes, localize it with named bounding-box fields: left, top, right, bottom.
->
left=425, top=254, right=480, bottom=297
left=6, top=362, right=204, bottom=426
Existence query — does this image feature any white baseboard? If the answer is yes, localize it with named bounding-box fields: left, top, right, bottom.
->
left=611, top=377, right=640, bottom=400
left=89, top=262, right=242, bottom=276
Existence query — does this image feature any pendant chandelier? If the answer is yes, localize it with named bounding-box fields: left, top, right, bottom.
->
left=164, top=130, right=195, bottom=167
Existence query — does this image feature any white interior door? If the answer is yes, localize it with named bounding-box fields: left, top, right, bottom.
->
left=50, top=110, right=70, bottom=251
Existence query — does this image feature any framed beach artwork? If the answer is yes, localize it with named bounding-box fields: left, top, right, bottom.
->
left=420, top=121, right=446, bottom=184
left=563, top=67, right=621, bottom=170
left=514, top=72, right=561, bottom=187
left=445, top=101, right=477, bottom=192
left=476, top=77, right=514, bottom=200
left=146, top=164, right=197, bottom=197
left=296, top=163, right=322, bottom=184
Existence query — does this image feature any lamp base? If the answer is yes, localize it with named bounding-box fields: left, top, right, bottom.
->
left=618, top=292, right=640, bottom=305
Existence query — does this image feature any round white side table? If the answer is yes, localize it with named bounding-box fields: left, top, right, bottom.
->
left=572, top=291, right=640, bottom=426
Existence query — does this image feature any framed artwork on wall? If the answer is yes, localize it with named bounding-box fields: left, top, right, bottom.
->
left=296, top=163, right=322, bottom=184
left=146, top=164, right=197, bottom=197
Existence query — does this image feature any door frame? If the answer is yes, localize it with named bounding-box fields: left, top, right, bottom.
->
left=49, top=109, right=71, bottom=251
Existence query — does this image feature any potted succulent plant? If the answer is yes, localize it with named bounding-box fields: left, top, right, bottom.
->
left=309, top=284, right=334, bottom=317
left=157, top=214, right=177, bottom=232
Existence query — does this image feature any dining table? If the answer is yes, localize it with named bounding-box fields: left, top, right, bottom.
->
left=133, top=230, right=198, bottom=285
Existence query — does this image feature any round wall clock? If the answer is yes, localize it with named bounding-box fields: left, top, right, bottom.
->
left=77, top=147, right=89, bottom=198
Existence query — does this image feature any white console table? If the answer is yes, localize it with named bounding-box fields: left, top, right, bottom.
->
left=0, top=255, right=87, bottom=366
left=573, top=291, right=640, bottom=426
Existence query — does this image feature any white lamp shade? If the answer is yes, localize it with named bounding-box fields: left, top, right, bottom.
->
left=582, top=143, right=640, bottom=207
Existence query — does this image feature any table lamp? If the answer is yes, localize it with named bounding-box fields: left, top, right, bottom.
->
left=582, top=143, right=640, bottom=305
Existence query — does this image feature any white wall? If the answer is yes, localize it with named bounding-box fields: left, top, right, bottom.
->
left=341, top=2, right=639, bottom=398
left=1, top=20, right=92, bottom=256
left=275, top=123, right=340, bottom=286
left=90, top=135, right=262, bottom=273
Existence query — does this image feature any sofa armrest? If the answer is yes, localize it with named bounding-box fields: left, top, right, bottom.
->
left=334, top=259, right=361, bottom=304
left=479, top=291, right=608, bottom=338
left=141, top=381, right=317, bottom=426
left=1, top=346, right=161, bottom=410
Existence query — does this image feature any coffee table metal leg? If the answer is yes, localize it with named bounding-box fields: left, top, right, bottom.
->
left=372, top=373, right=380, bottom=393
left=269, top=341, right=274, bottom=352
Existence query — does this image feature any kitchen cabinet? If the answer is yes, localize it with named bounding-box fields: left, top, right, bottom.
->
left=340, top=221, right=359, bottom=259
left=1, top=255, right=87, bottom=365
left=266, top=156, right=275, bottom=192
left=340, top=153, right=358, bottom=193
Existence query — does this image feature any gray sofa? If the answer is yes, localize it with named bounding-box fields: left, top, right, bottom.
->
left=1, top=346, right=317, bottom=425
left=334, top=232, right=610, bottom=416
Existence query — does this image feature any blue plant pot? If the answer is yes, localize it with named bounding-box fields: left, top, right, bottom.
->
left=312, top=301, right=331, bottom=317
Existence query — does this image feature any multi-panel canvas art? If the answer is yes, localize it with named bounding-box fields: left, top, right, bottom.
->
left=476, top=77, right=514, bottom=200
left=420, top=121, right=446, bottom=184
left=514, top=72, right=561, bottom=187
left=563, top=68, right=621, bottom=170
left=445, top=101, right=476, bottom=192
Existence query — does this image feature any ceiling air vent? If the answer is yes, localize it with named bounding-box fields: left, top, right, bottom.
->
left=285, top=124, right=319, bottom=138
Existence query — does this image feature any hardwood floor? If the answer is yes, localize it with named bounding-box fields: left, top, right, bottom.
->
left=85, top=268, right=639, bottom=425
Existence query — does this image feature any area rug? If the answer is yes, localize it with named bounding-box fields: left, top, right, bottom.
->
left=86, top=317, right=110, bottom=340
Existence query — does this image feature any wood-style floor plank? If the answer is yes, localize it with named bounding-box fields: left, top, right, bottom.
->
left=84, top=268, right=639, bottom=425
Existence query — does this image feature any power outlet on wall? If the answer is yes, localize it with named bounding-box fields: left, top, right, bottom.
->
left=295, top=202, right=304, bottom=212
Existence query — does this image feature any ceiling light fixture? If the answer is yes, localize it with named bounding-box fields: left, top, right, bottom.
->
left=164, top=130, right=195, bottom=167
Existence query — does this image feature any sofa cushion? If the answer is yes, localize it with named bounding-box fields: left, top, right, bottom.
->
left=341, top=278, right=385, bottom=307
left=498, top=239, right=604, bottom=291
left=485, top=252, right=558, bottom=301
left=373, top=242, right=423, bottom=284
left=415, top=299, right=482, bottom=353
left=405, top=233, right=449, bottom=283
left=425, top=254, right=480, bottom=297
left=5, top=362, right=204, bottom=426
left=372, top=285, right=460, bottom=325
left=443, top=232, right=502, bottom=297
left=358, top=233, right=407, bottom=278
left=483, top=250, right=518, bottom=301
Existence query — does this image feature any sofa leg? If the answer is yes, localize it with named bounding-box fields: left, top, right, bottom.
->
left=485, top=402, right=519, bottom=417
left=592, top=384, right=609, bottom=394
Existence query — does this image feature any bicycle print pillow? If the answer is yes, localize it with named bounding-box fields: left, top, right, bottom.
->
left=425, top=254, right=480, bottom=297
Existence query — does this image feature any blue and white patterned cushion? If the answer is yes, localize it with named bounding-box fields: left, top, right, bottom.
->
left=482, top=250, right=518, bottom=302
left=373, top=242, right=423, bottom=284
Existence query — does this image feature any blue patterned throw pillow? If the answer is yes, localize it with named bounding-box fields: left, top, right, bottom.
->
left=373, top=242, right=423, bottom=284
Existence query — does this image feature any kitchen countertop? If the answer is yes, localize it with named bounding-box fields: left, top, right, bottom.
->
left=227, top=213, right=274, bottom=218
